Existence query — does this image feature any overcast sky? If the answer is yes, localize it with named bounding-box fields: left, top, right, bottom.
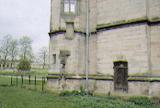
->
left=0, top=0, right=50, bottom=53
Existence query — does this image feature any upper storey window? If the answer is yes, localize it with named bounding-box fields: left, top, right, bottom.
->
left=64, top=0, right=77, bottom=14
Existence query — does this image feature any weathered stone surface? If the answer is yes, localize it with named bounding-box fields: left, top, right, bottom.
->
left=49, top=0, right=160, bottom=75
left=97, top=0, right=146, bottom=26
left=128, top=81, right=149, bottom=95
left=47, top=78, right=160, bottom=96
left=48, top=0, right=160, bottom=95
left=49, top=33, right=85, bottom=74
left=50, top=0, right=61, bottom=31
left=96, top=24, right=149, bottom=75
left=150, top=24, right=160, bottom=74
left=149, top=82, right=160, bottom=96
left=148, top=0, right=160, bottom=21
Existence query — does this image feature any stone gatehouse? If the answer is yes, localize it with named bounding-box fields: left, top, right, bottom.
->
left=48, top=0, right=160, bottom=96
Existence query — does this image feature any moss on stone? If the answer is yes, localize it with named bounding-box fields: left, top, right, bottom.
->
left=90, top=76, right=113, bottom=80
left=113, top=60, right=128, bottom=63
left=125, top=16, right=147, bottom=23
left=49, top=16, right=160, bottom=35
left=97, top=17, right=147, bottom=29
left=149, top=78, right=160, bottom=82
left=49, top=29, right=66, bottom=35
left=149, top=17, right=160, bottom=22
left=47, top=73, right=113, bottom=80
left=47, top=73, right=160, bottom=82
left=128, top=77, right=160, bottom=82
left=47, top=75, right=60, bottom=79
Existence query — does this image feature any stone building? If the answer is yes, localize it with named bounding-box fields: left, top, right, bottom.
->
left=49, top=0, right=160, bottom=75
left=48, top=0, right=160, bottom=96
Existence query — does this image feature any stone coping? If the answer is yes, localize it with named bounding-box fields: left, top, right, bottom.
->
left=48, top=17, right=160, bottom=36
left=47, top=74, right=160, bottom=82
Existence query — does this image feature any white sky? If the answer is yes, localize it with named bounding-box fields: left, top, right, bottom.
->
left=0, top=0, right=50, bottom=53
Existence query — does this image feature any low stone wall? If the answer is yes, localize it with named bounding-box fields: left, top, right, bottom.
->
left=47, top=75, right=160, bottom=97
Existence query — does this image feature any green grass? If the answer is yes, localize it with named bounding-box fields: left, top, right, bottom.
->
left=0, top=76, right=160, bottom=108
left=0, top=86, right=75, bottom=108
left=0, top=71, right=160, bottom=108
left=0, top=86, right=160, bottom=108
left=0, top=76, right=46, bottom=92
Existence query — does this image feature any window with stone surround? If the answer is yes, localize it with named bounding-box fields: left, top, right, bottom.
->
left=63, top=0, right=77, bottom=14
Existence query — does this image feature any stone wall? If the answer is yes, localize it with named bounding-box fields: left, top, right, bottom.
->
left=49, top=32, right=98, bottom=74
left=49, top=33, right=86, bottom=74
left=47, top=77, right=160, bottom=97
left=50, top=0, right=88, bottom=32
left=97, top=0, right=146, bottom=28
left=89, top=0, right=97, bottom=32
left=148, top=0, right=160, bottom=21
left=50, top=0, right=61, bottom=31
left=96, top=0, right=160, bottom=28
left=89, top=34, right=97, bottom=74
left=48, top=0, right=160, bottom=96
left=49, top=0, right=160, bottom=75
left=97, top=23, right=149, bottom=75
left=150, top=24, right=160, bottom=74
left=50, top=0, right=160, bottom=32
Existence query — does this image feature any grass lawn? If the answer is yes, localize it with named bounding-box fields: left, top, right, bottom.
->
left=0, top=72, right=160, bottom=108
left=0, top=76, right=46, bottom=92
left=0, top=86, right=160, bottom=108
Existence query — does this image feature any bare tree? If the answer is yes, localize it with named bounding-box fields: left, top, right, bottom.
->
left=0, top=35, right=12, bottom=68
left=9, top=39, right=18, bottom=68
left=39, top=47, right=48, bottom=69
left=19, top=36, right=33, bottom=60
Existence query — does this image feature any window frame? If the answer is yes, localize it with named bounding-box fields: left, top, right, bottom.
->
left=64, top=0, right=77, bottom=14
left=64, top=0, right=70, bottom=13
left=62, top=0, right=79, bottom=16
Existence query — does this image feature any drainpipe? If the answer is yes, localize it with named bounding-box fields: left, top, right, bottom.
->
left=85, top=0, right=89, bottom=92
left=146, top=0, right=151, bottom=74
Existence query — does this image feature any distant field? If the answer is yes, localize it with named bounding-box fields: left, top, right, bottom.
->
left=0, top=86, right=160, bottom=108
left=0, top=68, right=49, bottom=76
